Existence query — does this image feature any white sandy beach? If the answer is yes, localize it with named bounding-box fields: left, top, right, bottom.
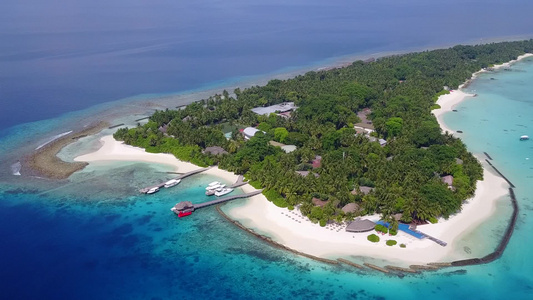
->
left=227, top=165, right=508, bottom=265
left=74, top=135, right=241, bottom=183
left=433, top=53, right=533, bottom=134
left=72, top=54, right=532, bottom=266
left=76, top=134, right=510, bottom=266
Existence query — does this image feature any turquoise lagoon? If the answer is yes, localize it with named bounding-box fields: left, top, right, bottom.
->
left=0, top=59, right=532, bottom=299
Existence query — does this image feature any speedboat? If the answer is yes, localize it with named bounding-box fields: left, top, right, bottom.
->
left=164, top=179, right=181, bottom=188
left=147, top=187, right=160, bottom=194
left=206, top=186, right=224, bottom=196
left=206, top=184, right=225, bottom=191
left=520, top=135, right=529, bottom=141
left=215, top=188, right=234, bottom=197
left=207, top=181, right=220, bottom=187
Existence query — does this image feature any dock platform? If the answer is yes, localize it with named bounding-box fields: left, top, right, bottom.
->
left=140, top=167, right=212, bottom=194
left=171, top=190, right=262, bottom=215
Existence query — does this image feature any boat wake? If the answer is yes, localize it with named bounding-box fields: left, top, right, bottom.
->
left=11, top=161, right=21, bottom=176
left=35, top=131, right=73, bottom=150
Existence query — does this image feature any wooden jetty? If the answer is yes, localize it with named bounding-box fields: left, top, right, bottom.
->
left=140, top=167, right=212, bottom=194
left=171, top=190, right=263, bottom=215
left=229, top=175, right=247, bottom=188
left=415, top=230, right=447, bottom=247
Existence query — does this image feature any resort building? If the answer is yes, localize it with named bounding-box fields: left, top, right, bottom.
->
left=251, top=102, right=297, bottom=117
left=354, top=108, right=375, bottom=134
left=441, top=175, right=455, bottom=190
left=351, top=186, right=375, bottom=196
left=368, top=136, right=387, bottom=147
left=269, top=141, right=297, bottom=153
left=311, top=156, right=322, bottom=168
left=341, top=202, right=360, bottom=214
left=242, top=127, right=265, bottom=140
left=202, top=146, right=228, bottom=156
left=312, top=197, right=329, bottom=207
left=295, top=171, right=320, bottom=178
left=345, top=218, right=376, bottom=233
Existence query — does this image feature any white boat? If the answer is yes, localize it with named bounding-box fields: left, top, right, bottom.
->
left=215, top=188, right=234, bottom=197
left=147, top=187, right=160, bottom=194
left=207, top=181, right=220, bottom=187
left=206, top=183, right=225, bottom=191
left=206, top=186, right=224, bottom=196
left=164, top=179, right=181, bottom=188
left=520, top=135, right=529, bottom=141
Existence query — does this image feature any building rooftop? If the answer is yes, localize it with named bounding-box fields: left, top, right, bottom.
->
left=243, top=127, right=264, bottom=140
left=441, top=175, right=454, bottom=186
left=251, top=102, right=297, bottom=116
left=342, top=202, right=360, bottom=214
left=345, top=218, right=376, bottom=233
left=203, top=146, right=228, bottom=156
left=312, top=197, right=329, bottom=207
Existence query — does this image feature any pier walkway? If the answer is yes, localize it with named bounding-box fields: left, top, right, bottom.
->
left=140, top=167, right=212, bottom=194
left=171, top=190, right=263, bottom=215
left=194, top=190, right=262, bottom=209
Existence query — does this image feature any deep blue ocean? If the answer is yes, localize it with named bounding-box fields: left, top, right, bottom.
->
left=1, top=1, right=533, bottom=299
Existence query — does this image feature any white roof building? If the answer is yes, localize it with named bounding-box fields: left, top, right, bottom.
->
left=243, top=127, right=264, bottom=140
left=251, top=102, right=297, bottom=116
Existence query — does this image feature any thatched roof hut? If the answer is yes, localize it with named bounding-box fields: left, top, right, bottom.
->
left=203, top=146, right=228, bottom=156
left=441, top=175, right=453, bottom=186
left=345, top=218, right=375, bottom=233
left=352, top=186, right=375, bottom=196
left=174, top=201, right=194, bottom=211
left=342, top=203, right=359, bottom=214
left=312, top=197, right=328, bottom=207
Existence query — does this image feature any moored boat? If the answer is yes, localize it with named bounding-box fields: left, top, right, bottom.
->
left=164, top=179, right=181, bottom=188
left=520, top=135, right=529, bottom=141
left=147, top=187, right=160, bottom=194
left=178, top=211, right=192, bottom=218
left=206, top=183, right=225, bottom=191
left=215, top=188, right=234, bottom=197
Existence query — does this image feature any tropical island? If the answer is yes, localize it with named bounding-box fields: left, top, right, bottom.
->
left=114, top=41, right=531, bottom=225
left=58, top=40, right=532, bottom=267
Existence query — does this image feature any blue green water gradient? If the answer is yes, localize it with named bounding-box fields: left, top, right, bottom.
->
left=0, top=59, right=532, bottom=299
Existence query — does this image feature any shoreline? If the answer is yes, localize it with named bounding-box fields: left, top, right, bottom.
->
left=75, top=135, right=509, bottom=267
left=23, top=121, right=109, bottom=180
left=432, top=53, right=533, bottom=134
left=59, top=53, right=532, bottom=268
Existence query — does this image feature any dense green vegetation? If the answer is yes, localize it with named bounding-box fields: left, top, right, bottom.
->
left=368, top=234, right=380, bottom=243
left=386, top=240, right=398, bottom=246
left=115, top=40, right=533, bottom=224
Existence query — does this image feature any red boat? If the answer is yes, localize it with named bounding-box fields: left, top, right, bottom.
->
left=178, top=211, right=192, bottom=218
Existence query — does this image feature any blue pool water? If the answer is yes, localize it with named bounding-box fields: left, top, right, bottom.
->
left=376, top=221, right=425, bottom=239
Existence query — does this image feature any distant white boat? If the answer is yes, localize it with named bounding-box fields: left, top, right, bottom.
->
left=147, top=187, right=160, bottom=194
left=520, top=135, right=529, bottom=141
left=206, top=183, right=225, bottom=191
left=207, top=181, right=220, bottom=187
left=164, top=179, right=181, bottom=188
left=215, top=188, right=234, bottom=197
left=206, top=186, right=223, bottom=196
